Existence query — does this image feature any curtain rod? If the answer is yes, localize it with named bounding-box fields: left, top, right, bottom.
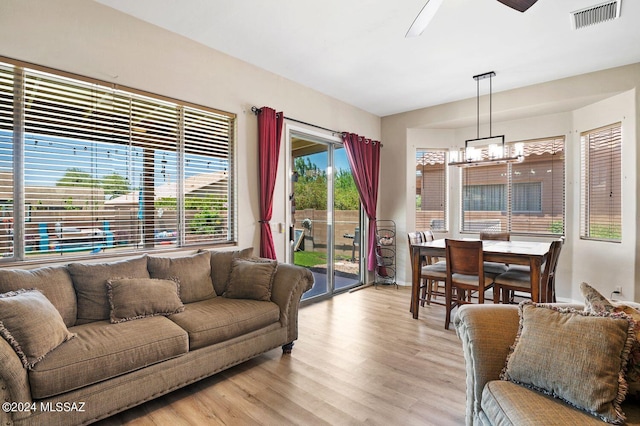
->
left=251, top=106, right=343, bottom=136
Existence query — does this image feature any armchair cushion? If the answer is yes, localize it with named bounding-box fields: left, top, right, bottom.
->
left=501, top=302, right=635, bottom=424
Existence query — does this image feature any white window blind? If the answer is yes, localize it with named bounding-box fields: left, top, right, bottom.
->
left=0, top=60, right=235, bottom=261
left=460, top=137, right=565, bottom=235
left=580, top=123, right=621, bottom=242
left=415, top=149, right=447, bottom=231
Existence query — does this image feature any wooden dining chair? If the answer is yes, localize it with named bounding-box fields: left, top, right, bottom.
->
left=493, top=238, right=564, bottom=304
left=444, top=239, right=496, bottom=329
left=479, top=231, right=510, bottom=276
left=407, top=232, right=446, bottom=315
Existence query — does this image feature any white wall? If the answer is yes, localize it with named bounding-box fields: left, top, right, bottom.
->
left=383, top=64, right=640, bottom=302
left=0, top=0, right=380, bottom=260
left=571, top=90, right=636, bottom=301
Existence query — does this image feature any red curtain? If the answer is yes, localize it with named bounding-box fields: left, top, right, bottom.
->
left=258, top=107, right=284, bottom=259
left=342, top=133, right=381, bottom=271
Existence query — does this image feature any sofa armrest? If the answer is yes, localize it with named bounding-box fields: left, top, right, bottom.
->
left=0, top=336, right=33, bottom=424
left=454, top=304, right=520, bottom=426
left=270, top=263, right=314, bottom=344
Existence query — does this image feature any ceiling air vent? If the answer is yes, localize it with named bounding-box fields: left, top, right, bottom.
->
left=571, top=0, right=621, bottom=30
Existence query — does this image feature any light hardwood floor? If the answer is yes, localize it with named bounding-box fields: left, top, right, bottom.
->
left=95, top=286, right=467, bottom=426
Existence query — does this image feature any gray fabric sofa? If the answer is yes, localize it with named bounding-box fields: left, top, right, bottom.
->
left=455, top=304, right=640, bottom=425
left=0, top=248, right=313, bottom=426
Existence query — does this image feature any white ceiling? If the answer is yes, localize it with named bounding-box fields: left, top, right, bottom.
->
left=95, top=0, right=640, bottom=117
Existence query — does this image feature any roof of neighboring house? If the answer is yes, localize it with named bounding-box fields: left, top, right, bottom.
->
left=105, top=170, right=228, bottom=206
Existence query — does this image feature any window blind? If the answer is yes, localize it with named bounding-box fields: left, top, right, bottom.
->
left=0, top=60, right=235, bottom=261
left=460, top=137, right=565, bottom=235
left=415, top=149, right=447, bottom=231
left=580, top=123, right=621, bottom=242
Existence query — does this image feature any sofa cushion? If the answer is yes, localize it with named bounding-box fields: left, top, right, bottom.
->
left=0, top=289, right=75, bottom=370
left=482, top=380, right=616, bottom=425
left=205, top=247, right=254, bottom=295
left=147, top=251, right=215, bottom=303
left=224, top=258, right=278, bottom=301
left=0, top=266, right=77, bottom=327
left=28, top=316, right=188, bottom=399
left=168, top=297, right=280, bottom=350
left=501, top=302, right=634, bottom=424
left=107, top=277, right=184, bottom=323
left=68, top=256, right=150, bottom=324
left=582, top=281, right=640, bottom=400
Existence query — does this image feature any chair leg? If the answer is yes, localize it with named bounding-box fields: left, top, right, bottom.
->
left=493, top=285, right=500, bottom=304
left=421, top=280, right=428, bottom=306
left=444, top=282, right=453, bottom=330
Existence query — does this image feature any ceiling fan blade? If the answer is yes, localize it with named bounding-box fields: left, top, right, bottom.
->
left=405, top=0, right=445, bottom=38
left=497, top=0, right=538, bottom=12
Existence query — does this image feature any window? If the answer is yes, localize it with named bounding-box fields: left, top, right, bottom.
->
left=460, top=137, right=564, bottom=235
left=580, top=123, right=621, bottom=242
left=0, top=60, right=235, bottom=261
left=415, top=149, right=447, bottom=231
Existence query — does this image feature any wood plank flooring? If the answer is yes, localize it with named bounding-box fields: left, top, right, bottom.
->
left=95, top=286, right=466, bottom=426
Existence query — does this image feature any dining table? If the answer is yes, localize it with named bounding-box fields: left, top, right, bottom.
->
left=409, top=238, right=553, bottom=319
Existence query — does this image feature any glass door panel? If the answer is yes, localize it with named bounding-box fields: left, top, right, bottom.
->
left=291, top=135, right=361, bottom=301
left=333, top=146, right=360, bottom=292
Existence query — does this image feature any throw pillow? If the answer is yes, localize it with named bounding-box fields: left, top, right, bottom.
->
left=147, top=251, right=215, bottom=303
left=581, top=282, right=640, bottom=400
left=224, top=257, right=278, bottom=301
left=106, top=278, right=184, bottom=323
left=501, top=301, right=634, bottom=424
left=68, top=256, right=150, bottom=324
left=204, top=247, right=254, bottom=295
left=0, top=289, right=75, bottom=369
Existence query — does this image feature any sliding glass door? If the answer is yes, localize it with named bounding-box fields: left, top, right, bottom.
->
left=290, top=133, right=361, bottom=300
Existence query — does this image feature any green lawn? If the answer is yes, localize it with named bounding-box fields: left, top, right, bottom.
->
left=294, top=250, right=327, bottom=267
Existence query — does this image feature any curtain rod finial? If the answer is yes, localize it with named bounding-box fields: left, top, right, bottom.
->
left=251, top=106, right=261, bottom=115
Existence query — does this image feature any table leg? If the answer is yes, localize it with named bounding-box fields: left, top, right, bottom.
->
left=530, top=258, right=542, bottom=302
left=411, top=245, right=420, bottom=319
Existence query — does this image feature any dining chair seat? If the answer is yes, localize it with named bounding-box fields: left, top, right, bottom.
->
left=493, top=238, right=564, bottom=304
left=451, top=273, right=495, bottom=287
left=423, top=260, right=447, bottom=273
left=483, top=261, right=509, bottom=275
left=505, top=264, right=531, bottom=273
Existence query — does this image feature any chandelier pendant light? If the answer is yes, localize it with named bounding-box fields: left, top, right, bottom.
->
left=448, top=71, right=524, bottom=167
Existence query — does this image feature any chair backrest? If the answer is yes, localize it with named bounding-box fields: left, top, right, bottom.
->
left=408, top=231, right=440, bottom=266
left=479, top=231, right=510, bottom=241
left=445, top=239, right=484, bottom=276
left=541, top=238, right=563, bottom=288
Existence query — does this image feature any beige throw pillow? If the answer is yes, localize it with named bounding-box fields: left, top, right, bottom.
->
left=106, top=278, right=184, bottom=323
left=581, top=282, right=640, bottom=400
left=205, top=247, right=254, bottom=295
left=147, top=251, right=215, bottom=303
left=0, top=289, right=75, bottom=369
left=501, top=302, right=634, bottom=424
left=224, top=258, right=278, bottom=301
